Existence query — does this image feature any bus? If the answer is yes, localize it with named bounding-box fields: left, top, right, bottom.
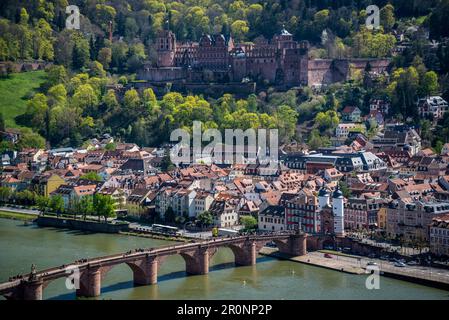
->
left=151, top=224, right=181, bottom=236
left=217, top=228, right=239, bottom=237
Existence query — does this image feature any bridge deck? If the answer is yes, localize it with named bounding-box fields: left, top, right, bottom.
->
left=0, top=233, right=299, bottom=294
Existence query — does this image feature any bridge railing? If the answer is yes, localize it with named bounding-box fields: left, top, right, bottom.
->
left=1, top=232, right=301, bottom=286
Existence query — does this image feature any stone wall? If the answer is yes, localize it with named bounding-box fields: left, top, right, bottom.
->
left=36, top=216, right=129, bottom=233
left=132, top=81, right=256, bottom=98
left=137, top=66, right=186, bottom=82
left=307, top=58, right=391, bottom=87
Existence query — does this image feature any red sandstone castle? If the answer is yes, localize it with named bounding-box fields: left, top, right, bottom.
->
left=138, top=27, right=390, bottom=89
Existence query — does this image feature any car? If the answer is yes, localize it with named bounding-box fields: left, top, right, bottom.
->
left=368, top=253, right=376, bottom=258
left=406, top=260, right=419, bottom=266
left=324, top=245, right=334, bottom=250
left=380, top=256, right=389, bottom=261
left=324, top=253, right=333, bottom=259
left=394, top=262, right=406, bottom=267
left=367, top=261, right=378, bottom=266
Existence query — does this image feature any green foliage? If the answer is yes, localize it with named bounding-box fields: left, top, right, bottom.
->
left=80, top=172, right=102, bottom=182
left=164, top=206, right=176, bottom=223
left=240, top=215, right=257, bottom=231
left=197, top=211, right=213, bottom=227
left=93, top=193, right=116, bottom=222
left=49, top=195, right=64, bottom=215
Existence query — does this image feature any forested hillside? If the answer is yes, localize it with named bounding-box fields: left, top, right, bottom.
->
left=1, top=0, right=449, bottom=151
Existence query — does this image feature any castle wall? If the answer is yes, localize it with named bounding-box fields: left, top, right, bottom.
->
left=308, top=58, right=391, bottom=87
left=137, top=67, right=186, bottom=82
left=307, top=59, right=335, bottom=87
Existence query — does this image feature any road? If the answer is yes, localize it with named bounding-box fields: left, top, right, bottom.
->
left=0, top=206, right=114, bottom=222
left=314, top=251, right=449, bottom=284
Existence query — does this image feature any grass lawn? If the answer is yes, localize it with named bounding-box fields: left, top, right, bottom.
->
left=0, top=70, right=47, bottom=128
left=0, top=210, right=36, bottom=221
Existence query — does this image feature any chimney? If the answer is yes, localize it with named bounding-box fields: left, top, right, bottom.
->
left=109, top=20, right=113, bottom=42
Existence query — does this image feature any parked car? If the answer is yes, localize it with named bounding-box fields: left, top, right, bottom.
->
left=380, top=256, right=389, bottom=261
left=394, top=262, right=406, bottom=267
left=324, top=253, right=333, bottom=259
left=367, top=261, right=378, bottom=266
left=406, top=260, right=419, bottom=266
left=368, top=253, right=376, bottom=258
left=324, top=245, right=334, bottom=250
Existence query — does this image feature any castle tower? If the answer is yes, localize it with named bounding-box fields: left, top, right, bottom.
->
left=155, top=30, right=176, bottom=67
left=318, top=187, right=330, bottom=211
left=332, top=187, right=345, bottom=237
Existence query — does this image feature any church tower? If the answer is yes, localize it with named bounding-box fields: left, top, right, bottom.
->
left=318, top=187, right=330, bottom=211
left=332, top=186, right=345, bottom=236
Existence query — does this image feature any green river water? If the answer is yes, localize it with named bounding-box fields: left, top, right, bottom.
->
left=1, top=218, right=448, bottom=300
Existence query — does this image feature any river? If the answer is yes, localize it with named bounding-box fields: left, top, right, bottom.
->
left=1, top=219, right=448, bottom=300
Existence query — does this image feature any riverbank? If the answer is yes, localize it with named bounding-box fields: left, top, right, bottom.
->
left=260, top=247, right=449, bottom=291
left=36, top=215, right=129, bottom=233
left=259, top=247, right=365, bottom=275
left=0, top=210, right=36, bottom=221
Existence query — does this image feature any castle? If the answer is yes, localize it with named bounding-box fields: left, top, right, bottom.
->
left=137, top=27, right=391, bottom=92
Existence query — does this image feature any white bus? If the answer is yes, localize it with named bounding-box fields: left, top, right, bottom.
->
left=151, top=224, right=181, bottom=235
left=217, top=228, right=239, bottom=236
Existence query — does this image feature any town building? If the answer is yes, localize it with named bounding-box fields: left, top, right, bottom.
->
left=386, top=199, right=449, bottom=242
left=258, top=206, right=286, bottom=232
left=418, top=96, right=449, bottom=120
left=430, top=217, right=449, bottom=256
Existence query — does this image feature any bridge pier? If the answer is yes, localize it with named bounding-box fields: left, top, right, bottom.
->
left=23, top=279, right=43, bottom=300
left=76, top=267, right=101, bottom=298
left=185, top=249, right=209, bottom=275
left=279, top=234, right=307, bottom=256
left=133, top=257, right=158, bottom=286
left=235, top=241, right=256, bottom=266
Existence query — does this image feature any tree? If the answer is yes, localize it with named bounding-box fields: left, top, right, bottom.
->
left=80, top=172, right=102, bottom=182
left=36, top=195, right=49, bottom=215
left=88, top=61, right=106, bottom=78
left=72, top=35, right=90, bottom=69
left=380, top=4, right=395, bottom=32
left=103, top=89, right=119, bottom=110
left=161, top=152, right=175, bottom=171
left=231, top=20, right=249, bottom=41
left=275, top=105, right=298, bottom=143
left=340, top=182, right=352, bottom=199
left=421, top=71, right=439, bottom=97
left=93, top=194, right=115, bottom=222
left=79, top=196, right=94, bottom=220
left=17, top=128, right=46, bottom=149
left=45, top=65, right=68, bottom=88
left=197, top=211, right=213, bottom=227
left=47, top=84, right=67, bottom=108
left=97, top=47, right=112, bottom=69
left=123, top=89, right=141, bottom=111
left=49, top=195, right=64, bottom=216
left=240, top=215, right=258, bottom=231
left=72, top=84, right=99, bottom=113
left=164, top=206, right=176, bottom=223
left=0, top=187, right=12, bottom=204
left=95, top=4, right=117, bottom=32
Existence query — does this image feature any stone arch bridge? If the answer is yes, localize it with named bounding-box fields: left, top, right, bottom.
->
left=0, top=232, right=307, bottom=300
